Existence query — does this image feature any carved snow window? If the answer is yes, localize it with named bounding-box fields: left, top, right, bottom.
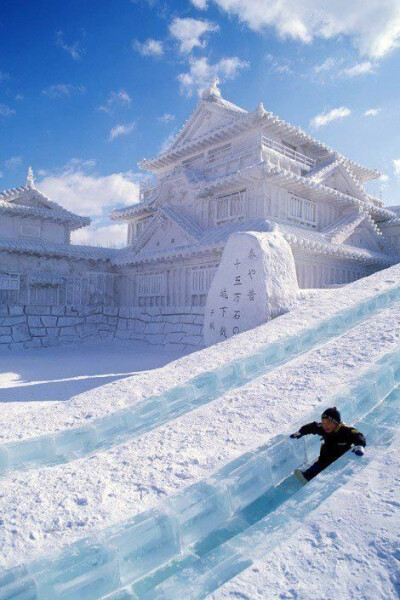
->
left=388, top=234, right=400, bottom=254
left=191, top=267, right=217, bottom=294
left=216, top=190, right=245, bottom=224
left=88, top=273, right=115, bottom=306
left=21, top=224, right=41, bottom=238
left=182, top=153, right=204, bottom=168
left=65, top=273, right=115, bottom=306
left=30, top=285, right=59, bottom=305
left=0, top=273, right=20, bottom=291
left=288, top=194, right=317, bottom=226
left=191, top=266, right=217, bottom=306
left=137, top=273, right=165, bottom=302
left=208, top=144, right=231, bottom=163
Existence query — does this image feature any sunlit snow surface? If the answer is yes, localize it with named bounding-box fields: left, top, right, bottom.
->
left=0, top=265, right=399, bottom=600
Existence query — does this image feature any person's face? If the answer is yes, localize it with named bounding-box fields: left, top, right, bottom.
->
left=321, top=418, right=337, bottom=433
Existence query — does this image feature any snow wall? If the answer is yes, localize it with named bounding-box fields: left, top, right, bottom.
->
left=0, top=305, right=205, bottom=352
left=204, top=228, right=299, bottom=346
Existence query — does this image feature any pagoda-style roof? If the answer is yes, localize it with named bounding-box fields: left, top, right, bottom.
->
left=112, top=201, right=393, bottom=268
left=110, top=203, right=155, bottom=221
left=0, top=236, right=118, bottom=261
left=139, top=81, right=380, bottom=182
left=0, top=169, right=90, bottom=231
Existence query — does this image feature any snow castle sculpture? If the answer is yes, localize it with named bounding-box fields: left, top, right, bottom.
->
left=204, top=228, right=299, bottom=346
left=0, top=79, right=399, bottom=351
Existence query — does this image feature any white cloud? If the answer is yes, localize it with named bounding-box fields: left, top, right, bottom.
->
left=41, top=84, right=86, bottom=98
left=178, top=56, right=249, bottom=96
left=72, top=222, right=127, bottom=247
left=98, top=89, right=132, bottom=114
left=169, top=17, right=219, bottom=53
left=208, top=0, right=400, bottom=58
left=4, top=156, right=22, bottom=169
left=310, top=106, right=351, bottom=128
left=56, top=31, right=84, bottom=60
left=0, top=103, right=16, bottom=117
left=0, top=71, right=9, bottom=83
left=191, top=0, right=208, bottom=8
left=157, top=113, right=176, bottom=123
left=37, top=160, right=140, bottom=218
left=314, top=57, right=342, bottom=73
left=109, top=122, right=135, bottom=141
left=133, top=38, right=164, bottom=57
left=364, top=108, right=380, bottom=117
left=393, top=159, right=400, bottom=175
left=0, top=171, right=3, bottom=178
left=340, top=61, right=375, bottom=78
left=265, top=54, right=294, bottom=75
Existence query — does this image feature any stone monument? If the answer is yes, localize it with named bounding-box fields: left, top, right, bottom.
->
left=204, top=227, right=299, bottom=346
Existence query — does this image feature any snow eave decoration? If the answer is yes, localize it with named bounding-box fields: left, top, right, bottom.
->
left=196, top=161, right=393, bottom=220
left=0, top=179, right=90, bottom=231
left=0, top=237, right=118, bottom=261
left=139, top=83, right=380, bottom=182
left=110, top=204, right=155, bottom=222
left=111, top=217, right=393, bottom=268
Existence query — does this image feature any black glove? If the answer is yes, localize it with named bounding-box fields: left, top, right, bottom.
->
left=290, top=431, right=302, bottom=439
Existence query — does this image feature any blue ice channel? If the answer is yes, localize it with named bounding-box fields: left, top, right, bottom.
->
left=0, top=348, right=398, bottom=600
left=0, top=285, right=399, bottom=478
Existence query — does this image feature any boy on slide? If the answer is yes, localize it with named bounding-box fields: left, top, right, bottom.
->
left=290, top=407, right=366, bottom=485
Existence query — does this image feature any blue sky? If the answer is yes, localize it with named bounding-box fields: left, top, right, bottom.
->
left=1, top=0, right=399, bottom=245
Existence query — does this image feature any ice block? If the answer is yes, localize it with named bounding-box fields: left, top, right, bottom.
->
left=166, top=482, right=231, bottom=547
left=107, top=509, right=181, bottom=585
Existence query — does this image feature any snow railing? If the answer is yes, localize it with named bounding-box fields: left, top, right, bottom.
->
left=0, top=349, right=399, bottom=600
left=0, top=285, right=399, bottom=478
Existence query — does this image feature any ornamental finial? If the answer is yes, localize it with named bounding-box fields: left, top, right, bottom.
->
left=26, top=166, right=35, bottom=188
left=254, top=102, right=266, bottom=119
left=201, top=76, right=221, bottom=100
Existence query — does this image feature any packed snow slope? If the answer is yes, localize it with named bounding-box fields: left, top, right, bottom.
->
left=0, top=265, right=398, bottom=600
left=210, top=433, right=400, bottom=600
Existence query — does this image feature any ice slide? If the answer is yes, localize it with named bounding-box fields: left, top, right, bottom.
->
left=0, top=283, right=399, bottom=478
left=0, top=348, right=398, bottom=600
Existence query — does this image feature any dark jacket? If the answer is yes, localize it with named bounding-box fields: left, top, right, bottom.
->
left=299, top=422, right=366, bottom=466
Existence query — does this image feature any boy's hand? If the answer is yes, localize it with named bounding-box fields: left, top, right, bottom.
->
left=352, top=445, right=365, bottom=456
left=290, top=431, right=302, bottom=439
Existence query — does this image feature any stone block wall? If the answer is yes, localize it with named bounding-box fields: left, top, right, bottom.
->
left=0, top=305, right=205, bottom=351
left=115, top=306, right=205, bottom=349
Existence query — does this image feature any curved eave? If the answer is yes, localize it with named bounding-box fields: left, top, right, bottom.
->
left=0, top=202, right=90, bottom=231
left=0, top=238, right=117, bottom=261
left=139, top=109, right=380, bottom=181
left=112, top=232, right=393, bottom=268
left=110, top=205, right=154, bottom=222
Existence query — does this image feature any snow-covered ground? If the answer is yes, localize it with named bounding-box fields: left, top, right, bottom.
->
left=0, top=340, right=186, bottom=436
left=0, top=265, right=399, bottom=599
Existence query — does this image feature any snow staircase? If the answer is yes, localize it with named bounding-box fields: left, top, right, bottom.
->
left=0, top=348, right=399, bottom=600
left=0, top=283, right=399, bottom=478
